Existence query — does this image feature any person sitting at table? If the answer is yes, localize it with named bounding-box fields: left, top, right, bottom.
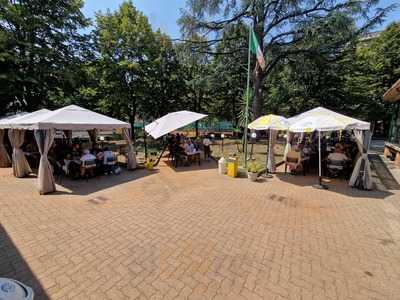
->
left=299, top=142, right=309, bottom=157
left=184, top=139, right=195, bottom=154
left=102, top=147, right=115, bottom=175
left=66, top=154, right=81, bottom=179
left=327, top=143, right=349, bottom=162
left=80, top=149, right=96, bottom=177
left=326, top=143, right=352, bottom=177
left=71, top=143, right=82, bottom=160
left=172, top=141, right=188, bottom=167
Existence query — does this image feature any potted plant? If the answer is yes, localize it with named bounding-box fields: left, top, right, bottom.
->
left=247, top=161, right=262, bottom=181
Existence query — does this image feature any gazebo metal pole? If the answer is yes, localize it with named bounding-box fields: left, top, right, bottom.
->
left=318, top=130, right=321, bottom=183
left=264, top=128, right=273, bottom=177
left=267, top=128, right=272, bottom=173
left=314, top=130, right=327, bottom=189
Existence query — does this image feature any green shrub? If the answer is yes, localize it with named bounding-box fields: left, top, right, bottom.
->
left=247, top=161, right=263, bottom=173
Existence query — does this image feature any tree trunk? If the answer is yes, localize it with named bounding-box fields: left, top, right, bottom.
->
left=129, top=104, right=136, bottom=144
left=251, top=22, right=265, bottom=120
left=143, top=121, right=148, bottom=160
left=252, top=68, right=264, bottom=120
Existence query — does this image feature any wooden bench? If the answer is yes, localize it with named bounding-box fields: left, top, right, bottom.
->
left=384, top=142, right=400, bottom=165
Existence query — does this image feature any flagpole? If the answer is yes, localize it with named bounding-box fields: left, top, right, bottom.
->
left=243, top=23, right=252, bottom=168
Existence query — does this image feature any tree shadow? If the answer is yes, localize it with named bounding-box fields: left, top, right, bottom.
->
left=0, top=224, right=50, bottom=300
left=369, top=154, right=400, bottom=190
left=275, top=171, right=394, bottom=200
left=53, top=168, right=159, bottom=196
left=164, top=159, right=218, bottom=173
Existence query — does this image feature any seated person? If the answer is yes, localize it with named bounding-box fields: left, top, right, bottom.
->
left=302, top=141, right=313, bottom=155
left=66, top=154, right=81, bottom=179
left=102, top=147, right=116, bottom=174
left=185, top=140, right=195, bottom=154
left=327, top=143, right=349, bottom=162
left=102, top=147, right=114, bottom=163
left=71, top=143, right=82, bottom=160
left=80, top=149, right=96, bottom=177
left=173, top=142, right=188, bottom=167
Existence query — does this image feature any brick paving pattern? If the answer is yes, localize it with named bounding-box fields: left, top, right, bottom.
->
left=1, top=162, right=400, bottom=299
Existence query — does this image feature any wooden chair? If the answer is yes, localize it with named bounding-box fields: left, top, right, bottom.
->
left=81, top=159, right=96, bottom=181
left=104, top=154, right=117, bottom=174
left=284, top=150, right=305, bottom=175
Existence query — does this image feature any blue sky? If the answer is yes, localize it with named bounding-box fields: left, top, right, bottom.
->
left=82, top=0, right=399, bottom=39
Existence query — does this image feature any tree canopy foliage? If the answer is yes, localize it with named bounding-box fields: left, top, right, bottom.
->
left=0, top=0, right=399, bottom=137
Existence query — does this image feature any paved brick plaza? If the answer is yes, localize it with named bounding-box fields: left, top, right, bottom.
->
left=1, top=162, right=400, bottom=299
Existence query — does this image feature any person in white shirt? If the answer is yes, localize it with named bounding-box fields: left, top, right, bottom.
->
left=203, top=135, right=211, bottom=159
left=80, top=149, right=96, bottom=177
left=80, top=149, right=96, bottom=163
left=184, top=140, right=195, bottom=154
left=327, top=144, right=349, bottom=162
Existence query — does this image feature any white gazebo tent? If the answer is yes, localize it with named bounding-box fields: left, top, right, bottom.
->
left=9, top=105, right=136, bottom=194
left=1, top=109, right=51, bottom=175
left=288, top=107, right=372, bottom=189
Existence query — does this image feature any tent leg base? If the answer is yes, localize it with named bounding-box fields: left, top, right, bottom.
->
left=313, top=184, right=328, bottom=190
left=313, top=177, right=328, bottom=189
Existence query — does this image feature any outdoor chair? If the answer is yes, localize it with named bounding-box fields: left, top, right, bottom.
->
left=173, top=152, right=189, bottom=168
left=52, top=161, right=65, bottom=184
left=326, top=158, right=346, bottom=178
left=81, top=159, right=96, bottom=181
left=284, top=150, right=305, bottom=175
left=104, top=155, right=117, bottom=175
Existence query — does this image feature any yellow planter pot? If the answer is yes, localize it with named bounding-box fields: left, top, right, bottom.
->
left=227, top=157, right=238, bottom=178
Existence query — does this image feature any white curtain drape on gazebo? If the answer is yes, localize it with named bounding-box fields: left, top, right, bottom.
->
left=349, top=130, right=373, bottom=190
left=35, top=129, right=56, bottom=194
left=289, top=107, right=371, bottom=189
left=267, top=129, right=278, bottom=173
left=0, top=129, right=11, bottom=167
left=283, top=131, right=293, bottom=160
left=122, top=128, right=136, bottom=170
left=8, top=105, right=132, bottom=194
left=8, top=129, right=32, bottom=177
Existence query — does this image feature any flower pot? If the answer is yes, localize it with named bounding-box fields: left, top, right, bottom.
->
left=247, top=172, right=258, bottom=182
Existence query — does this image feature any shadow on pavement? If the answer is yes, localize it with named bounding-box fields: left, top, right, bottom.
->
left=0, top=224, right=50, bottom=300
left=369, top=154, right=400, bottom=190
left=53, top=168, right=159, bottom=196
left=275, top=171, right=394, bottom=200
left=164, top=159, right=217, bottom=173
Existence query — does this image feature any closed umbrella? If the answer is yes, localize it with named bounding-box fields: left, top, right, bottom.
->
left=145, top=111, right=207, bottom=139
left=248, top=114, right=289, bottom=173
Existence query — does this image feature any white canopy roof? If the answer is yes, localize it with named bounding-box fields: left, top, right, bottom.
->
left=289, top=107, right=370, bottom=132
left=0, top=110, right=49, bottom=129
left=145, top=110, right=207, bottom=139
left=9, top=105, right=130, bottom=130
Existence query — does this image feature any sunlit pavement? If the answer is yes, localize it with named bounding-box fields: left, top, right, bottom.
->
left=1, top=161, right=400, bottom=299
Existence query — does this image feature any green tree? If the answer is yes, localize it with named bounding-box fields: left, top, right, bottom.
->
left=347, top=22, right=400, bottom=131
left=92, top=0, right=155, bottom=135
left=179, top=0, right=394, bottom=119
left=176, top=34, right=213, bottom=135
left=0, top=0, right=89, bottom=113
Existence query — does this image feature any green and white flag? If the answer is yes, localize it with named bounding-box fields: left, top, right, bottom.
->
left=250, top=28, right=266, bottom=70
